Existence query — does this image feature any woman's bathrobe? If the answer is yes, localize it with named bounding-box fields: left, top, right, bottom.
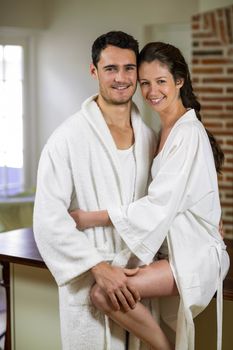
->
left=108, top=109, right=230, bottom=350
left=33, top=95, right=159, bottom=350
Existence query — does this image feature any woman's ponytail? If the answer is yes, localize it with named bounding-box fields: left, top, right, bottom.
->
left=181, top=74, right=224, bottom=173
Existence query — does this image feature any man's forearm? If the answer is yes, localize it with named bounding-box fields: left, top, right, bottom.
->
left=69, top=209, right=111, bottom=230
left=89, top=210, right=112, bottom=227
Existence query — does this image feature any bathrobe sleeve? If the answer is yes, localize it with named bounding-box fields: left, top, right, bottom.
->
left=33, top=138, right=104, bottom=286
left=108, top=123, right=214, bottom=264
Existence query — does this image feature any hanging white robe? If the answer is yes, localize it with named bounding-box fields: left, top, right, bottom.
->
left=108, top=109, right=230, bottom=350
left=33, top=95, right=158, bottom=350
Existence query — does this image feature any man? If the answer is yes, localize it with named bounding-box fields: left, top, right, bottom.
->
left=33, top=31, right=158, bottom=350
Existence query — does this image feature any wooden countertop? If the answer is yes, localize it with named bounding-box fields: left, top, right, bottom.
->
left=0, top=228, right=232, bottom=300
left=0, top=228, right=46, bottom=268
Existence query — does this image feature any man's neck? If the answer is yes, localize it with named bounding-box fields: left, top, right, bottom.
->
left=95, top=95, right=134, bottom=149
left=96, top=95, right=132, bottom=128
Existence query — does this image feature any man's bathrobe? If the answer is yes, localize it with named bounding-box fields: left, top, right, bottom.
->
left=109, top=109, right=230, bottom=350
left=33, top=95, right=159, bottom=350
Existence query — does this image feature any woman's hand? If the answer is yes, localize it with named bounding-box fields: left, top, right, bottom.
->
left=219, top=219, right=224, bottom=239
left=70, top=209, right=112, bottom=231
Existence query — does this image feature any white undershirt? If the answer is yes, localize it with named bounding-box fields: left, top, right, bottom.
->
left=117, top=144, right=136, bottom=205
left=117, top=145, right=145, bottom=267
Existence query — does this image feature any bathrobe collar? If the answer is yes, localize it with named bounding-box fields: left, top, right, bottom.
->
left=81, top=94, right=148, bottom=203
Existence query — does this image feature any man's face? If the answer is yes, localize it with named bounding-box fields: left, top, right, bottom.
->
left=91, top=45, right=137, bottom=106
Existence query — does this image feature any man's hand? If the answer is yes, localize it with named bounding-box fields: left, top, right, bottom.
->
left=91, top=261, right=140, bottom=311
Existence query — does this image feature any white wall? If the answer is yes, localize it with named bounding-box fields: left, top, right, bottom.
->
left=198, top=0, right=233, bottom=12
left=3, top=0, right=230, bottom=185
left=36, top=0, right=199, bottom=152
left=0, top=0, right=46, bottom=28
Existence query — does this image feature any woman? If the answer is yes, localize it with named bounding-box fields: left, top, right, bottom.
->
left=70, top=42, right=230, bottom=350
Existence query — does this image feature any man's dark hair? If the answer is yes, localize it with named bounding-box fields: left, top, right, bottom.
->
left=92, top=31, right=139, bottom=67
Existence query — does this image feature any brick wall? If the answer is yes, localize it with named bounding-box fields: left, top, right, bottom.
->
left=192, top=5, right=233, bottom=238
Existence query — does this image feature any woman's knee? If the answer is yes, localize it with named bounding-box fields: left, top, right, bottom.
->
left=90, top=284, right=110, bottom=313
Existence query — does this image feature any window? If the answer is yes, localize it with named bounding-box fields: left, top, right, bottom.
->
left=0, top=44, right=24, bottom=196
left=0, top=30, right=37, bottom=198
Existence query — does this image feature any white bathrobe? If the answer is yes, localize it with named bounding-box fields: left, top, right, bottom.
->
left=33, top=95, right=158, bottom=350
left=109, top=109, right=230, bottom=350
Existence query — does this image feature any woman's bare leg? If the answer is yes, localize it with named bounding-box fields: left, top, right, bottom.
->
left=91, top=260, right=178, bottom=350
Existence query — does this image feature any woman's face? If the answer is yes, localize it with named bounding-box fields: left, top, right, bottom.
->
left=138, top=60, right=183, bottom=115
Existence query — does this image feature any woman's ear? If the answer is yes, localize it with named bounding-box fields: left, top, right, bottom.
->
left=176, top=78, right=184, bottom=88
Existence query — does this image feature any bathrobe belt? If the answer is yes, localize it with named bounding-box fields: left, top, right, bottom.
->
left=211, top=239, right=227, bottom=350
left=96, top=247, right=132, bottom=267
